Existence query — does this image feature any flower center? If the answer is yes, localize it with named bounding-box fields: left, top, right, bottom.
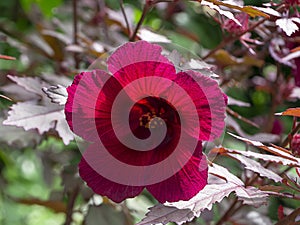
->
left=139, top=112, right=165, bottom=129
left=129, top=96, right=180, bottom=141
left=132, top=96, right=179, bottom=128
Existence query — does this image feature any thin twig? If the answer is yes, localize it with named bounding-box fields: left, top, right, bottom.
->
left=64, top=185, right=80, bottom=225
left=72, top=0, right=79, bottom=69
left=129, top=3, right=150, bottom=41
left=203, top=18, right=267, bottom=60
left=119, top=0, right=131, bottom=36
left=265, top=63, right=281, bottom=132
left=121, top=202, right=134, bottom=225
left=279, top=166, right=294, bottom=177
left=271, top=192, right=300, bottom=201
left=226, top=107, right=259, bottom=128
left=215, top=199, right=239, bottom=225
left=283, top=174, right=300, bottom=192
left=281, top=123, right=300, bottom=147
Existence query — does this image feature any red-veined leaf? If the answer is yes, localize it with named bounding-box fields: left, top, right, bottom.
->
left=215, top=147, right=300, bottom=167
left=228, top=133, right=297, bottom=161
left=227, top=153, right=283, bottom=182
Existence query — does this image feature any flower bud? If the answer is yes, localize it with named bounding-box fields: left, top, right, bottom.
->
left=291, top=134, right=300, bottom=155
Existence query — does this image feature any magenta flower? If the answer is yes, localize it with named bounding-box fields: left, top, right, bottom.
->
left=65, top=41, right=227, bottom=203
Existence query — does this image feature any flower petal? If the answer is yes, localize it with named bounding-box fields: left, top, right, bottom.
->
left=107, top=41, right=177, bottom=96
left=65, top=70, right=123, bottom=141
left=80, top=130, right=199, bottom=187
left=79, top=157, right=144, bottom=203
left=107, top=41, right=173, bottom=75
left=96, top=120, right=180, bottom=166
left=173, top=71, right=227, bottom=141
left=146, top=142, right=208, bottom=203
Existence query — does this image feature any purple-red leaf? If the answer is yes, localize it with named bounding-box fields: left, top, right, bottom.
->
left=201, top=1, right=242, bottom=26
left=217, top=147, right=300, bottom=167
left=227, top=153, right=283, bottom=182
left=0, top=117, right=41, bottom=148
left=3, top=102, right=73, bottom=145
left=137, top=164, right=269, bottom=225
left=276, top=18, right=300, bottom=36
left=3, top=75, right=73, bottom=145
left=228, top=133, right=296, bottom=161
left=42, top=85, right=68, bottom=105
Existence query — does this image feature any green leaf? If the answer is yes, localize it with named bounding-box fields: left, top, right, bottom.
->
left=176, top=12, right=222, bottom=49
left=20, top=0, right=62, bottom=18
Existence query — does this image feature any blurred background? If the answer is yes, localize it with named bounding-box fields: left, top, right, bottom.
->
left=0, top=0, right=300, bottom=224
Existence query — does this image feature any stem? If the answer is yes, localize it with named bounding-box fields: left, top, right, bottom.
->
left=226, top=107, right=259, bottom=128
left=121, top=202, right=134, bottom=225
left=281, top=123, right=300, bottom=147
left=265, top=63, right=281, bottom=132
left=72, top=0, right=79, bottom=69
left=119, top=0, right=131, bottom=36
left=64, top=185, right=80, bottom=225
left=129, top=3, right=150, bottom=41
left=279, top=166, right=293, bottom=177
left=215, top=199, right=239, bottom=225
left=272, top=192, right=300, bottom=201
left=284, top=175, right=300, bottom=192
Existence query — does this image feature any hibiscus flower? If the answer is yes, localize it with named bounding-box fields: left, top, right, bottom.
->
left=65, top=41, right=227, bottom=203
